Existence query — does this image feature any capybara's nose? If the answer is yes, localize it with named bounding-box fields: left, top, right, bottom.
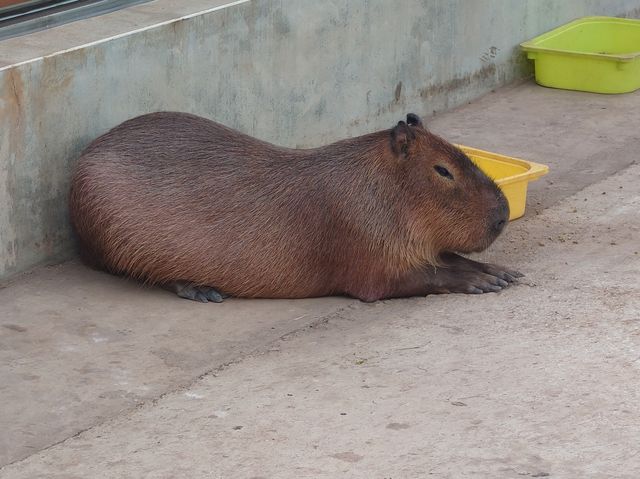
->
left=493, top=217, right=506, bottom=233
left=491, top=200, right=509, bottom=234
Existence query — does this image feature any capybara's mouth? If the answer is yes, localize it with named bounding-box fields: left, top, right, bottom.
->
left=471, top=228, right=504, bottom=254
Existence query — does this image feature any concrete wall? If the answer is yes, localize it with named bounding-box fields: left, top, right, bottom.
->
left=1, top=0, right=639, bottom=281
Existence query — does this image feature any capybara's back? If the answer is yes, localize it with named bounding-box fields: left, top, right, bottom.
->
left=70, top=112, right=520, bottom=302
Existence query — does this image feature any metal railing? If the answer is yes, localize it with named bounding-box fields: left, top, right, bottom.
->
left=0, top=0, right=151, bottom=40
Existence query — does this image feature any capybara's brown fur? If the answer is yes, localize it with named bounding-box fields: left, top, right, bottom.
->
left=69, top=112, right=519, bottom=302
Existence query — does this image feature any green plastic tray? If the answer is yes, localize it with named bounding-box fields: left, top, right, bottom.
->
left=521, top=16, right=640, bottom=94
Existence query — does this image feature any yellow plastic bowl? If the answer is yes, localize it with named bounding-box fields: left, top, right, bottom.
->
left=521, top=16, right=640, bottom=94
left=457, top=145, right=549, bottom=221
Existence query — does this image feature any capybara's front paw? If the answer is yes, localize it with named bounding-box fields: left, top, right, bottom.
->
left=439, top=252, right=524, bottom=284
left=444, top=270, right=510, bottom=294
left=391, top=263, right=520, bottom=299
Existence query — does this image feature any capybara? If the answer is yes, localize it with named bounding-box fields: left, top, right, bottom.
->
left=69, top=112, right=521, bottom=303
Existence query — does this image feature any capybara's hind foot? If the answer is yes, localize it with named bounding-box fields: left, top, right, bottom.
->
left=163, top=281, right=227, bottom=303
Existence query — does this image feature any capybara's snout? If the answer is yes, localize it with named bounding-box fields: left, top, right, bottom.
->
left=489, top=191, right=509, bottom=236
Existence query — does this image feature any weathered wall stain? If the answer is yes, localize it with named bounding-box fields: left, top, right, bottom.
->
left=622, top=7, right=640, bottom=17
left=420, top=63, right=498, bottom=101
left=394, top=81, right=403, bottom=103
left=1, top=67, right=25, bottom=278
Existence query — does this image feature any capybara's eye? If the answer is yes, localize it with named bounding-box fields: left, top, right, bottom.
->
left=434, top=165, right=454, bottom=180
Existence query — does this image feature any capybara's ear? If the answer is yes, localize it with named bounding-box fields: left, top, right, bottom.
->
left=391, top=121, right=414, bottom=157
left=406, top=113, right=423, bottom=128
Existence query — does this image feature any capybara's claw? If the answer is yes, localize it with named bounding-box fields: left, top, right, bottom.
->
left=483, top=284, right=503, bottom=293
left=501, top=272, right=518, bottom=283
left=202, top=287, right=225, bottom=303
left=472, top=274, right=505, bottom=293
left=498, top=269, right=524, bottom=282
left=494, top=277, right=509, bottom=288
left=193, top=291, right=208, bottom=303
left=466, top=286, right=484, bottom=294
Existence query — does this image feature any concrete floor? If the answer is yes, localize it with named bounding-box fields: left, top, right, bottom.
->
left=1, top=82, right=640, bottom=477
